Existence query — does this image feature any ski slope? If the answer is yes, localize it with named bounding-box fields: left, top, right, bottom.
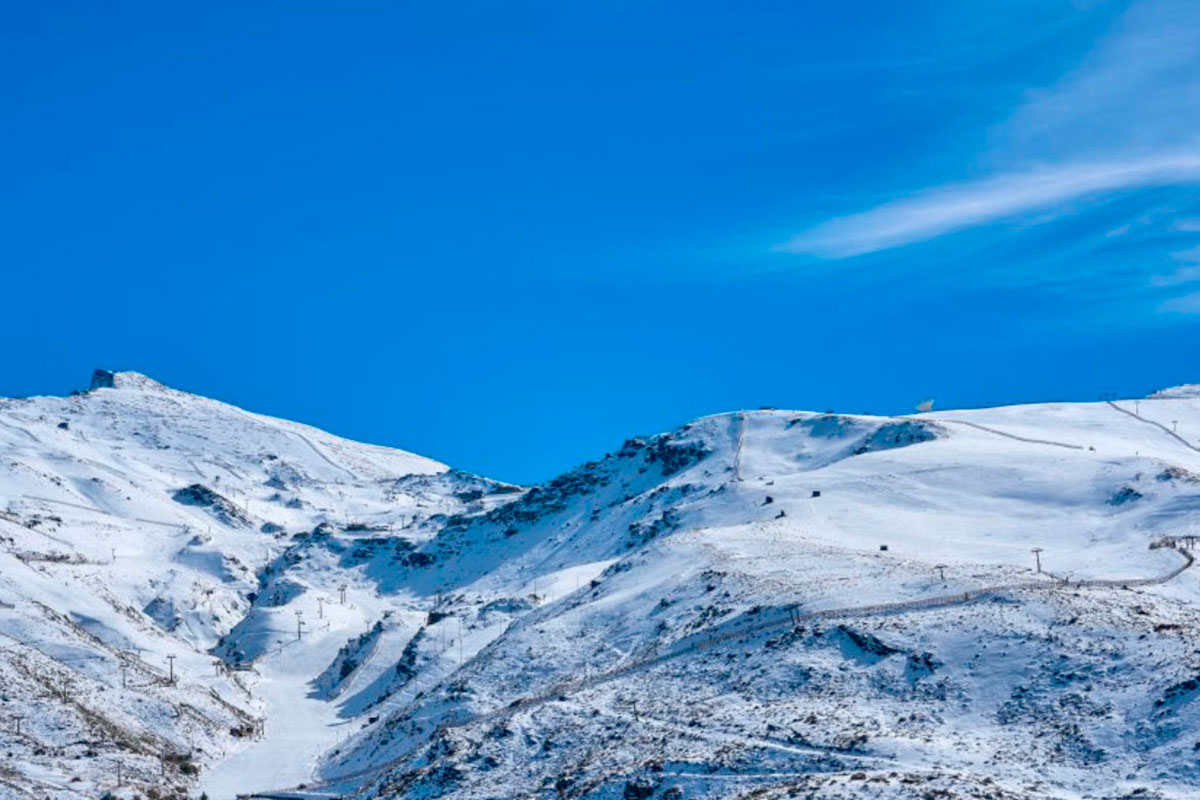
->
left=4, top=372, right=1200, bottom=800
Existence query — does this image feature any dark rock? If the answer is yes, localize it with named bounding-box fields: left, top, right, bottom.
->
left=170, top=484, right=250, bottom=526
left=1109, top=486, right=1144, bottom=506
left=623, top=778, right=657, bottom=799
left=852, top=421, right=940, bottom=455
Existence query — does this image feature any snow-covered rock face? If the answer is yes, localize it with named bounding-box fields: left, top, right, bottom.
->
left=4, top=373, right=1200, bottom=800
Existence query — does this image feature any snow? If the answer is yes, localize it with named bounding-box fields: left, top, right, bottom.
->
left=201, top=626, right=355, bottom=800
left=4, top=372, right=1200, bottom=799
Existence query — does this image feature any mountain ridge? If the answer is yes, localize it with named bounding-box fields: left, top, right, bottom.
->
left=3, top=371, right=1200, bottom=800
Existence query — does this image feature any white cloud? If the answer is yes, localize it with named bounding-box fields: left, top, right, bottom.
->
left=1158, top=291, right=1200, bottom=313
left=776, top=155, right=1200, bottom=258
left=778, top=0, right=1200, bottom=260
left=1001, top=0, right=1200, bottom=158
left=1150, top=245, right=1200, bottom=286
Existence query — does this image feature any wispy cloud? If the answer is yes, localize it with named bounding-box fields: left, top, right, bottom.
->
left=1151, top=245, right=1200, bottom=287
left=1159, top=291, right=1200, bottom=313
left=777, top=154, right=1200, bottom=257
left=1001, top=0, right=1200, bottom=158
left=778, top=0, right=1200, bottom=262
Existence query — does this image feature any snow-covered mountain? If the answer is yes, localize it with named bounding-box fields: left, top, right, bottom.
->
left=3, top=371, right=1200, bottom=800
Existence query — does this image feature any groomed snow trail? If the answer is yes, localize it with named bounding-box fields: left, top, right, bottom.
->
left=202, top=630, right=355, bottom=800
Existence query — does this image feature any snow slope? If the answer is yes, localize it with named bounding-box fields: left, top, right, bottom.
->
left=0, top=372, right=509, bottom=800
left=4, top=372, right=1200, bottom=800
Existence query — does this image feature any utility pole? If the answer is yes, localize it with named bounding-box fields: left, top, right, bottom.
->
left=317, top=597, right=325, bottom=619
left=295, top=610, right=305, bottom=640
left=12, top=715, right=23, bottom=736
left=166, top=654, right=176, bottom=684
left=115, top=759, right=124, bottom=786
left=119, top=663, right=127, bottom=688
left=339, top=584, right=347, bottom=605
left=1173, top=420, right=1179, bottom=433
left=934, top=564, right=947, bottom=582
left=1031, top=547, right=1044, bottom=573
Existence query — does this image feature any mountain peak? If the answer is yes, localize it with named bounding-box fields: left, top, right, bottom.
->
left=88, top=368, right=172, bottom=393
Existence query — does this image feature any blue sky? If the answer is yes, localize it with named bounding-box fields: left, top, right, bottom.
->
left=3, top=1, right=1200, bottom=483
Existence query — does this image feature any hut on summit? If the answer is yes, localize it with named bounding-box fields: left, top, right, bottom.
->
left=89, top=369, right=116, bottom=390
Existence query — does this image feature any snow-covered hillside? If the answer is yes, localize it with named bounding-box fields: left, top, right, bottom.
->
left=3, top=371, right=1200, bottom=800
left=0, top=371, right=512, bottom=800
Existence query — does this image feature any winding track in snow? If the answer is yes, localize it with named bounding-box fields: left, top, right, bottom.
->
left=0, top=417, right=42, bottom=445
left=222, top=405, right=358, bottom=482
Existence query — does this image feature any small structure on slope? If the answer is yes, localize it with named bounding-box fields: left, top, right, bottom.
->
left=89, top=368, right=116, bottom=390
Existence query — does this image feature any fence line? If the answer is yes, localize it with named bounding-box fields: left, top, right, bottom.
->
left=1106, top=400, right=1200, bottom=453
left=895, top=416, right=1086, bottom=451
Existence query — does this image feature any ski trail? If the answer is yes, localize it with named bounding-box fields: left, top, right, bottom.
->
left=221, top=405, right=357, bottom=482
left=21, top=495, right=183, bottom=529
left=0, top=418, right=42, bottom=445
left=201, top=629, right=352, bottom=800
left=280, top=428, right=355, bottom=482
